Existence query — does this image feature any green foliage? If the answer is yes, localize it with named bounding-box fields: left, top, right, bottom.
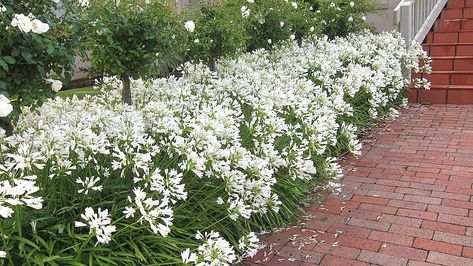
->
left=0, top=0, right=81, bottom=119
left=233, top=0, right=317, bottom=51
left=305, top=0, right=378, bottom=38
left=179, top=2, right=248, bottom=66
left=84, top=0, right=184, bottom=79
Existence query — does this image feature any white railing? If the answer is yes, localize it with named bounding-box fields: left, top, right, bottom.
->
left=395, top=0, right=448, bottom=45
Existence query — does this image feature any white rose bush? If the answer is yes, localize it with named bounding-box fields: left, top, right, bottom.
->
left=0, top=30, right=429, bottom=264
left=0, top=0, right=83, bottom=126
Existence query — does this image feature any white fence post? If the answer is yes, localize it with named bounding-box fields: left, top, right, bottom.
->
left=395, top=0, right=448, bottom=46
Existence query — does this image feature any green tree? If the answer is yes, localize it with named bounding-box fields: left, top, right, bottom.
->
left=84, top=0, right=184, bottom=105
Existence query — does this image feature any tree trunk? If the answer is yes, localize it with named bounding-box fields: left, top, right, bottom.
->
left=121, top=75, right=132, bottom=105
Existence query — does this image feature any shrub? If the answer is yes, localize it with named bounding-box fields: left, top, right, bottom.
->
left=0, top=0, right=81, bottom=127
left=0, top=32, right=428, bottom=265
left=178, top=2, right=248, bottom=67
left=305, top=0, right=377, bottom=38
left=231, top=0, right=317, bottom=50
left=83, top=0, right=185, bottom=104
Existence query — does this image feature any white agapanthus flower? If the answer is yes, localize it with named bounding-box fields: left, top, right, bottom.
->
left=75, top=207, right=116, bottom=245
left=0, top=95, right=13, bottom=117
left=79, top=0, right=90, bottom=7
left=184, top=20, right=195, bottom=33
left=0, top=176, right=43, bottom=219
left=181, top=248, right=198, bottom=264
left=126, top=188, right=174, bottom=236
left=76, top=176, right=103, bottom=194
left=182, top=231, right=236, bottom=265
left=238, top=232, right=260, bottom=258
left=0, top=4, right=6, bottom=13
left=241, top=6, right=250, bottom=18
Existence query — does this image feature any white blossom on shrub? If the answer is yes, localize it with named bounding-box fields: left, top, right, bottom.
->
left=11, top=14, right=49, bottom=34
left=185, top=20, right=195, bottom=33
left=0, top=95, right=13, bottom=117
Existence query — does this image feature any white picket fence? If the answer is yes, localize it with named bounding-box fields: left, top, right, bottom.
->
left=395, top=0, right=448, bottom=45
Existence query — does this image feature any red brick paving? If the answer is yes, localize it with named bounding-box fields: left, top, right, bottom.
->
left=243, top=105, right=473, bottom=266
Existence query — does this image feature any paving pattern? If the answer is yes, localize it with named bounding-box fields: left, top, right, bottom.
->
left=243, top=105, right=473, bottom=266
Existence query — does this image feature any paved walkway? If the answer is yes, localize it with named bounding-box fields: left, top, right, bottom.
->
left=244, top=105, right=473, bottom=266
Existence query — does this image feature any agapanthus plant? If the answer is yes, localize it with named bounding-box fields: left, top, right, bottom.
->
left=0, top=31, right=429, bottom=265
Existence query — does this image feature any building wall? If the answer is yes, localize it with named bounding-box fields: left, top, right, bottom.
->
left=367, top=0, right=400, bottom=33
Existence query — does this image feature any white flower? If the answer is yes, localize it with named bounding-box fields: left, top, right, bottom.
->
left=0, top=4, right=6, bottom=13
left=31, top=19, right=50, bottom=34
left=193, top=38, right=199, bottom=44
left=184, top=20, right=195, bottom=33
left=76, top=176, right=103, bottom=194
left=280, top=21, right=285, bottom=27
left=241, top=6, right=250, bottom=18
left=0, top=251, right=6, bottom=258
left=11, top=14, right=33, bottom=33
left=216, top=197, right=224, bottom=205
left=267, top=39, right=272, bottom=44
left=52, top=0, right=61, bottom=3
left=247, top=0, right=254, bottom=3
left=75, top=207, right=116, bottom=245
left=290, top=34, right=296, bottom=40
left=291, top=2, right=298, bottom=8
left=350, top=1, right=355, bottom=7
left=128, top=188, right=174, bottom=237
left=190, top=231, right=237, bottom=265
left=310, top=26, right=315, bottom=32
left=239, top=232, right=260, bottom=258
left=123, top=206, right=136, bottom=218
left=46, top=79, right=63, bottom=92
left=181, top=248, right=198, bottom=264
left=348, top=16, right=353, bottom=22
left=0, top=95, right=13, bottom=117
left=79, top=0, right=89, bottom=7
left=362, top=15, right=367, bottom=21
left=0, top=206, right=14, bottom=218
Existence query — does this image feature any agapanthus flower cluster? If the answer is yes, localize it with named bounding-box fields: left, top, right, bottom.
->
left=0, top=31, right=428, bottom=262
left=75, top=207, right=116, bottom=245
left=181, top=231, right=237, bottom=265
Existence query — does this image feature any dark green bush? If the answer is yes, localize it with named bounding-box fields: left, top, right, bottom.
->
left=305, top=0, right=377, bottom=38
left=179, top=2, right=248, bottom=67
left=0, top=0, right=81, bottom=119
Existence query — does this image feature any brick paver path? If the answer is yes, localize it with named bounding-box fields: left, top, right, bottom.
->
left=244, top=105, right=473, bottom=266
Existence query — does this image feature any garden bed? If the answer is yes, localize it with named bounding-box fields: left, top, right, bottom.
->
left=0, top=32, right=428, bottom=265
